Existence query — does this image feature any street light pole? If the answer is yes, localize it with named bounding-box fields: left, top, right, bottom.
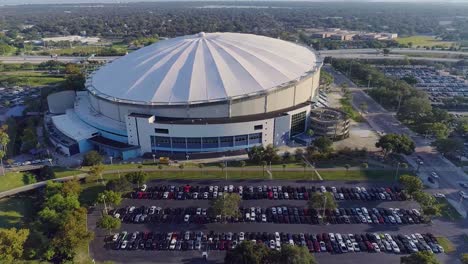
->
left=109, top=156, right=113, bottom=165
left=321, top=194, right=327, bottom=224
left=394, top=162, right=400, bottom=182
left=152, top=154, right=156, bottom=164
left=102, top=194, right=108, bottom=214
left=225, top=158, right=228, bottom=181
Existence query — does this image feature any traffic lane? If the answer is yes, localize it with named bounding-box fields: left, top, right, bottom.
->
left=143, top=179, right=400, bottom=188
left=118, top=198, right=418, bottom=211
left=92, top=222, right=452, bottom=264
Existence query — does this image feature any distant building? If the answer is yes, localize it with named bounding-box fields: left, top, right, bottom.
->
left=41, top=35, right=100, bottom=44
left=310, top=108, right=350, bottom=140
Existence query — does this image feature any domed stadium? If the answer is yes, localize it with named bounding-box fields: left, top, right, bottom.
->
left=47, top=32, right=323, bottom=159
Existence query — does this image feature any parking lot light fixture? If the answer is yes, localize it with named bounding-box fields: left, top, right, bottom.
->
left=102, top=194, right=108, bottom=215
left=394, top=162, right=400, bottom=182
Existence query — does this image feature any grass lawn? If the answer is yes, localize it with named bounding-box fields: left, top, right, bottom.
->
left=436, top=197, right=462, bottom=221
left=53, top=167, right=83, bottom=178
left=319, top=169, right=401, bottom=181
left=0, top=171, right=26, bottom=192
left=396, top=35, right=455, bottom=48
left=0, top=71, right=65, bottom=87
left=340, top=98, right=364, bottom=122
left=436, top=236, right=455, bottom=253
left=0, top=195, right=34, bottom=228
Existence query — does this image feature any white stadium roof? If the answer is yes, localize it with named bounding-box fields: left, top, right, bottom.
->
left=52, top=109, right=98, bottom=141
left=89, top=32, right=318, bottom=105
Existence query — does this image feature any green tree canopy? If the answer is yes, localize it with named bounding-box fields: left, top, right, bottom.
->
left=125, top=171, right=147, bottom=187
left=308, top=192, right=337, bottom=211
left=97, top=190, right=122, bottom=207
left=106, top=177, right=133, bottom=193
left=432, top=138, right=464, bottom=155
left=278, top=244, right=318, bottom=264
left=0, top=228, right=30, bottom=263
left=461, top=253, right=468, bottom=264
left=82, top=150, right=103, bottom=166
left=399, top=175, right=423, bottom=195
left=400, top=251, right=440, bottom=264
left=38, top=165, right=55, bottom=180
left=210, top=193, right=241, bottom=219
left=97, top=215, right=121, bottom=235
left=312, top=136, right=333, bottom=154
left=375, top=133, right=415, bottom=157
left=224, top=240, right=270, bottom=264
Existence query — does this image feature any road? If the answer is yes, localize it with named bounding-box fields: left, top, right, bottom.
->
left=0, top=55, right=118, bottom=64
left=319, top=53, right=462, bottom=63
left=324, top=65, right=468, bottom=219
left=320, top=48, right=468, bottom=56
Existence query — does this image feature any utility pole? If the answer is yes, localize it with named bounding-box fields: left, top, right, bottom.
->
left=321, top=194, right=327, bottom=224
left=394, top=162, right=401, bottom=182
left=102, top=194, right=108, bottom=214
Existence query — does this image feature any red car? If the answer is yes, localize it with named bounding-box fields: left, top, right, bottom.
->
left=313, top=241, right=320, bottom=252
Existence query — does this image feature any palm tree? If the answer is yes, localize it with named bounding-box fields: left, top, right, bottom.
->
left=260, top=161, right=267, bottom=177
left=198, top=163, right=204, bottom=176
left=282, top=163, right=287, bottom=172
left=179, top=164, right=184, bottom=175
left=239, top=160, right=246, bottom=176
left=344, top=164, right=351, bottom=176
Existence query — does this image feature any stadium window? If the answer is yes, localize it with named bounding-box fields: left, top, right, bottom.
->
left=254, top=125, right=263, bottom=130
left=155, top=128, right=169, bottom=134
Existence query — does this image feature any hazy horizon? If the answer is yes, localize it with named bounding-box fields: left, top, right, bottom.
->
left=2, top=0, right=468, bottom=6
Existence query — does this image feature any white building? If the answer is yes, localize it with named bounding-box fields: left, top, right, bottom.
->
left=49, top=32, right=322, bottom=159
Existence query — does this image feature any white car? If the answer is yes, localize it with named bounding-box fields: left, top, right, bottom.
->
left=320, top=186, right=327, bottom=193
left=149, top=206, right=156, bottom=215
left=433, top=193, right=445, bottom=198
left=141, top=184, right=147, bottom=191
left=275, top=232, right=280, bottom=242
left=329, top=233, right=336, bottom=242
left=196, top=208, right=202, bottom=215
left=391, top=241, right=400, bottom=253
left=261, top=214, right=267, bottom=222
left=112, top=233, right=119, bottom=242
left=228, top=185, right=234, bottom=192
left=128, top=206, right=136, bottom=213
left=372, top=243, right=381, bottom=252
left=163, top=192, right=169, bottom=199
left=193, top=192, right=199, bottom=199
left=170, top=239, right=177, bottom=250
left=239, top=232, right=245, bottom=241
left=431, top=172, right=439, bottom=178
left=269, top=240, right=276, bottom=249
left=284, top=192, right=289, bottom=199
left=184, top=214, right=190, bottom=223
left=120, top=240, right=128, bottom=249
left=460, top=191, right=468, bottom=199
left=203, top=192, right=209, bottom=199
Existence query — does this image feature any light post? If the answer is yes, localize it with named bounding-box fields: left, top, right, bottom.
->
left=224, top=156, right=228, bottom=181
left=321, top=194, right=327, bottom=224
left=394, top=162, right=401, bottom=182
left=417, top=161, right=423, bottom=172
left=109, top=156, right=113, bottom=165
left=152, top=154, right=156, bottom=164
left=102, top=194, right=108, bottom=215
left=186, top=154, right=189, bottom=161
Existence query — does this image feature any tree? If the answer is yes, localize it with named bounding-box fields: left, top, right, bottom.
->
left=375, top=134, right=415, bottom=158
left=38, top=165, right=55, bottom=180
left=82, top=150, right=103, bottom=166
left=198, top=163, right=204, bottom=175
left=361, top=162, right=369, bottom=169
left=97, top=215, right=121, bottom=235
left=432, top=138, right=464, bottom=156
left=313, top=136, right=333, bottom=154
left=397, top=97, right=432, bottom=124
left=344, top=164, right=351, bottom=176
left=88, top=164, right=104, bottom=183
left=0, top=128, right=9, bottom=176
left=430, top=122, right=450, bottom=139
left=308, top=192, right=337, bottom=211
left=106, top=178, right=133, bottom=193
left=413, top=191, right=436, bottom=206
left=97, top=190, right=122, bottom=208
left=22, top=172, right=37, bottom=185
left=225, top=241, right=270, bottom=264
left=461, top=253, right=468, bottom=264
left=125, top=171, right=147, bottom=188
left=20, top=127, right=37, bottom=153
left=421, top=204, right=441, bottom=222
left=218, top=162, right=226, bottom=172
left=399, top=175, right=423, bottom=195
left=210, top=193, right=241, bottom=220
left=400, top=251, right=440, bottom=264
left=278, top=244, right=318, bottom=264
left=0, top=228, right=30, bottom=263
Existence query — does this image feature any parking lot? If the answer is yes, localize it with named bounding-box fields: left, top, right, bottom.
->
left=89, top=179, right=454, bottom=264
